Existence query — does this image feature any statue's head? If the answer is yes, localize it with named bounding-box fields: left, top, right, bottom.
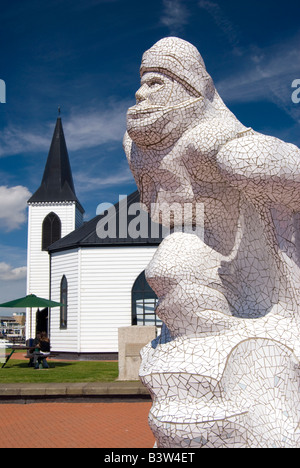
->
left=126, top=37, right=216, bottom=150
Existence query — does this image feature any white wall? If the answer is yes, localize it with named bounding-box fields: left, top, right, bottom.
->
left=50, top=249, right=79, bottom=352
left=79, top=246, right=157, bottom=353
left=49, top=245, right=157, bottom=354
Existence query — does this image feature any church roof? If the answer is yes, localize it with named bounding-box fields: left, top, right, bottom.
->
left=48, top=190, right=164, bottom=252
left=28, top=117, right=84, bottom=213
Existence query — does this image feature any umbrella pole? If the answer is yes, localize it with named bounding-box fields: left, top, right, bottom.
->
left=30, top=307, right=32, bottom=339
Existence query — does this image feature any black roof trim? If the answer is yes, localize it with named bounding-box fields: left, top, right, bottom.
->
left=48, top=190, right=164, bottom=252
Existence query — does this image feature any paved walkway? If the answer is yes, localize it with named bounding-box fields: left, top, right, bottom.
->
left=0, top=354, right=155, bottom=448
left=0, top=400, right=155, bottom=448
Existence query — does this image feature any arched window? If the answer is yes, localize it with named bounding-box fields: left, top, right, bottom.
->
left=132, top=270, right=162, bottom=327
left=60, top=275, right=68, bottom=329
left=42, top=212, right=61, bottom=251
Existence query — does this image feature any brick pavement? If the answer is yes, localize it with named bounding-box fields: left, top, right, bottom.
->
left=0, top=401, right=155, bottom=448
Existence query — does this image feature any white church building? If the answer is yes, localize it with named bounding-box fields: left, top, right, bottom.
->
left=26, top=117, right=163, bottom=359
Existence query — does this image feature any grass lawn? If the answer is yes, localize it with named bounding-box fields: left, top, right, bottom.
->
left=0, top=358, right=119, bottom=384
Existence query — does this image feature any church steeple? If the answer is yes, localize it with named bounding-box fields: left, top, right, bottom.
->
left=28, top=117, right=84, bottom=213
left=26, top=115, right=85, bottom=338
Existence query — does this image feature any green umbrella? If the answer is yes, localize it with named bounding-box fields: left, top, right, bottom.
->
left=0, top=294, right=63, bottom=309
left=0, top=294, right=63, bottom=339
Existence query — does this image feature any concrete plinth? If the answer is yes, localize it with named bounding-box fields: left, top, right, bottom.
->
left=118, top=326, right=156, bottom=381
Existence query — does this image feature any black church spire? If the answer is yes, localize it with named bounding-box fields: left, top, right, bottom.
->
left=28, top=117, right=84, bottom=213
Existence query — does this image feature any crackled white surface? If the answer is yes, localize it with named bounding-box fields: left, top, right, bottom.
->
left=124, top=37, right=300, bottom=448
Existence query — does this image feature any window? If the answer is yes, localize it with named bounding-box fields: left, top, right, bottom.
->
left=132, top=270, right=162, bottom=327
left=42, top=212, right=61, bottom=251
left=60, top=275, right=68, bottom=329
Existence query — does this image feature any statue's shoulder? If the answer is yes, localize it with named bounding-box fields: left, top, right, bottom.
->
left=183, top=115, right=246, bottom=155
left=222, top=130, right=299, bottom=157
left=216, top=130, right=300, bottom=199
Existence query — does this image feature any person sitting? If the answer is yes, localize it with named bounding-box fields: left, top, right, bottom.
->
left=33, top=332, right=51, bottom=370
left=27, top=334, right=41, bottom=367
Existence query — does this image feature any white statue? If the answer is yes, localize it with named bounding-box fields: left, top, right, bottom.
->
left=124, top=37, right=300, bottom=448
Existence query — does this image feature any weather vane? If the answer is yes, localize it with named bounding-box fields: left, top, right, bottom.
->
left=58, top=106, right=61, bottom=117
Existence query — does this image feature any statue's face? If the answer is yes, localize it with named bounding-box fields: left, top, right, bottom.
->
left=135, top=72, right=192, bottom=108
left=125, top=71, right=205, bottom=218
left=126, top=71, right=202, bottom=149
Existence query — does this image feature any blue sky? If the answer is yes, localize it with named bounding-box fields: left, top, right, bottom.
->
left=0, top=0, right=299, bottom=309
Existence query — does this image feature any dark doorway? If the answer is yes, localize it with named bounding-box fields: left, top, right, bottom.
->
left=36, top=308, right=48, bottom=335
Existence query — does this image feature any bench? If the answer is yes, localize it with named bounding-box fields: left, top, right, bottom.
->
left=25, top=347, right=58, bottom=368
left=25, top=339, right=57, bottom=364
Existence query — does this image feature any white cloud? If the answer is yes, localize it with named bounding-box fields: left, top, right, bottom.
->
left=0, top=245, right=27, bottom=313
left=197, top=0, right=300, bottom=123
left=76, top=163, right=135, bottom=194
left=161, top=0, right=190, bottom=34
left=196, top=1, right=300, bottom=126
left=0, top=269, right=27, bottom=315
left=0, top=262, right=27, bottom=281
left=0, top=100, right=131, bottom=158
left=0, top=127, right=50, bottom=157
left=64, top=101, right=129, bottom=152
left=0, top=185, right=32, bottom=231
left=198, top=1, right=242, bottom=54
left=215, top=36, right=300, bottom=123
